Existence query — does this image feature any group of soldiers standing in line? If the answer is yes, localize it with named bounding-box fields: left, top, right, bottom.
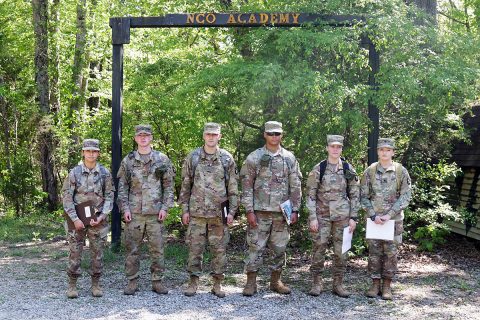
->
left=62, top=120, right=411, bottom=302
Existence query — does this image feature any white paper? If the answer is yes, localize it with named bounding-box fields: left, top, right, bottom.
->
left=366, top=219, right=394, bottom=241
left=280, top=200, right=293, bottom=225
left=223, top=206, right=228, bottom=220
left=84, top=206, right=91, bottom=218
left=342, top=226, right=352, bottom=254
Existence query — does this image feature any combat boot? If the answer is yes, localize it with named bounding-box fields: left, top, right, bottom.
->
left=381, top=278, right=393, bottom=300
left=308, top=274, right=323, bottom=296
left=183, top=275, right=199, bottom=297
left=66, top=277, right=79, bottom=299
left=211, top=275, right=226, bottom=298
left=366, top=278, right=381, bottom=298
left=242, top=272, right=257, bottom=296
left=152, top=280, right=168, bottom=294
left=123, top=278, right=138, bottom=295
left=270, top=270, right=291, bottom=294
left=91, top=276, right=103, bottom=297
left=332, top=275, right=350, bottom=298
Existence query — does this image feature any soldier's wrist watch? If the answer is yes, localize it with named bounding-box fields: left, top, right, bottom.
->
left=370, top=214, right=376, bottom=221
left=350, top=217, right=358, bottom=222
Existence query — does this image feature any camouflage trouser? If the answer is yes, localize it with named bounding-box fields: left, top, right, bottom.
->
left=367, top=220, right=403, bottom=279
left=244, top=211, right=289, bottom=273
left=185, top=216, right=229, bottom=277
left=67, top=219, right=108, bottom=279
left=125, top=214, right=165, bottom=281
left=310, top=218, right=349, bottom=278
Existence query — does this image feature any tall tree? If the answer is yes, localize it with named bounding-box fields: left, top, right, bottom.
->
left=32, top=0, right=58, bottom=211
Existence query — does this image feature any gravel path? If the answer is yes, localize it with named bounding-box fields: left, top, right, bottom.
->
left=0, top=236, right=478, bottom=320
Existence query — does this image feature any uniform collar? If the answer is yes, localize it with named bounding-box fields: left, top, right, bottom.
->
left=134, top=150, right=153, bottom=163
left=81, top=162, right=100, bottom=174
left=378, top=162, right=395, bottom=173
left=263, top=145, right=283, bottom=157
left=201, top=147, right=220, bottom=160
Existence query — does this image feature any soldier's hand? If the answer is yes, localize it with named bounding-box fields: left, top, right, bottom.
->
left=227, top=214, right=234, bottom=225
left=290, top=212, right=298, bottom=224
left=348, top=219, right=357, bottom=233
left=73, top=219, right=85, bottom=231
left=90, top=214, right=104, bottom=227
left=158, top=210, right=167, bottom=222
left=246, top=212, right=257, bottom=228
left=380, top=214, right=391, bottom=223
left=374, top=215, right=383, bottom=225
left=124, top=211, right=132, bottom=223
left=309, top=219, right=319, bottom=232
left=182, top=213, right=190, bottom=225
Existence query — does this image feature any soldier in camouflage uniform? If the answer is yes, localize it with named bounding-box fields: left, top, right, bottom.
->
left=360, top=138, right=412, bottom=300
left=179, top=122, right=238, bottom=298
left=305, top=135, right=359, bottom=298
left=117, top=125, right=175, bottom=295
left=62, top=139, right=114, bottom=298
left=240, top=121, right=302, bottom=296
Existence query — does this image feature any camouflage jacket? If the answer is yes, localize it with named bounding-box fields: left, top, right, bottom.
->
left=240, top=146, right=302, bottom=213
left=62, top=163, right=114, bottom=222
left=117, top=150, right=175, bottom=215
left=360, top=162, right=412, bottom=221
left=306, top=159, right=360, bottom=223
left=178, top=147, right=238, bottom=218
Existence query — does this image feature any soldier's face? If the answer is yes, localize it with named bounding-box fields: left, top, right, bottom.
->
left=378, top=147, right=394, bottom=161
left=264, top=132, right=282, bottom=146
left=203, top=133, right=221, bottom=147
left=135, top=133, right=153, bottom=148
left=326, top=144, right=342, bottom=159
left=82, top=150, right=99, bottom=164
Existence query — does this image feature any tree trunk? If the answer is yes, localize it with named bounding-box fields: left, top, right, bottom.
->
left=407, top=0, right=437, bottom=24
left=68, top=0, right=87, bottom=168
left=49, top=0, right=61, bottom=114
left=32, top=0, right=58, bottom=211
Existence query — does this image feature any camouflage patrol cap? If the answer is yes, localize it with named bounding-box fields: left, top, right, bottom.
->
left=203, top=122, right=221, bottom=134
left=82, top=139, right=100, bottom=151
left=264, top=121, right=283, bottom=133
left=327, top=135, right=344, bottom=146
left=377, top=138, right=395, bottom=149
left=135, top=124, right=152, bottom=135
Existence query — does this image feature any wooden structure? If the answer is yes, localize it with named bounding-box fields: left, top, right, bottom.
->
left=448, top=105, right=480, bottom=240
left=109, top=13, right=379, bottom=246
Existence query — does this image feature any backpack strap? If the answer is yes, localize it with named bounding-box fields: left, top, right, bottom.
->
left=318, top=160, right=328, bottom=185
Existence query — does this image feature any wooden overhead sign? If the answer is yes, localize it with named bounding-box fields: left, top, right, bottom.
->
left=186, top=13, right=301, bottom=26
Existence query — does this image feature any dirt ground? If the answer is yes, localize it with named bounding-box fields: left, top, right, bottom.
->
left=0, top=232, right=478, bottom=320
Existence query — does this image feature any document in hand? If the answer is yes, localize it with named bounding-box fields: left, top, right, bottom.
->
left=280, top=200, right=293, bottom=225
left=342, top=226, right=352, bottom=254
left=366, top=219, right=395, bottom=241
left=64, top=200, right=96, bottom=230
left=221, top=200, right=229, bottom=225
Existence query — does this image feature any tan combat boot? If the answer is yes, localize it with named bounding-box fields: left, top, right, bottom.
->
left=242, top=272, right=257, bottom=296
left=211, top=275, right=226, bottom=298
left=183, top=275, right=199, bottom=297
left=381, top=278, right=393, bottom=300
left=270, top=270, right=291, bottom=294
left=66, top=277, right=79, bottom=299
left=123, top=278, right=138, bottom=295
left=308, top=274, right=323, bottom=296
left=91, top=276, right=103, bottom=297
left=152, top=280, right=168, bottom=294
left=332, top=275, right=350, bottom=298
left=366, top=278, right=381, bottom=298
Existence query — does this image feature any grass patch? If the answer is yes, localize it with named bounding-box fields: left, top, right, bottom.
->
left=0, top=211, right=64, bottom=243
left=165, top=243, right=188, bottom=267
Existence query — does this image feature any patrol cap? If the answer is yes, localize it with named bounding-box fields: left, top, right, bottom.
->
left=203, top=122, right=221, bottom=134
left=135, top=124, right=152, bottom=135
left=327, top=135, right=344, bottom=146
left=377, top=138, right=395, bottom=149
left=264, top=121, right=283, bottom=133
left=82, top=139, right=100, bottom=151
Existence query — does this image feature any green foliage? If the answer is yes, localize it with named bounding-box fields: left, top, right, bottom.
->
left=0, top=210, right=64, bottom=243
left=414, top=225, right=449, bottom=252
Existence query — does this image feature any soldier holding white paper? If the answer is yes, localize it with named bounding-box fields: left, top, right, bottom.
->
left=360, top=138, right=412, bottom=300
left=62, top=139, right=114, bottom=299
left=305, top=135, right=359, bottom=298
